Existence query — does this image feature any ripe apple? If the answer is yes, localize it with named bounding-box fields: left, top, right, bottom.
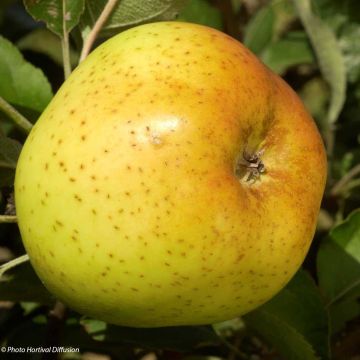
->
left=15, top=21, right=327, bottom=327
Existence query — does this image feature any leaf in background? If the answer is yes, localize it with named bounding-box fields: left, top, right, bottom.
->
left=299, top=77, right=329, bottom=126
left=83, top=319, right=220, bottom=351
left=312, top=0, right=360, bottom=24
left=244, top=270, right=330, bottom=360
left=0, top=36, right=53, bottom=112
left=17, top=28, right=79, bottom=67
left=338, top=23, right=360, bottom=83
left=80, top=0, right=188, bottom=38
left=262, top=31, right=315, bottom=74
left=317, top=239, right=360, bottom=306
left=0, top=130, right=22, bottom=169
left=312, top=1, right=360, bottom=91
left=177, top=0, right=223, bottom=30
left=272, top=0, right=297, bottom=38
left=243, top=3, right=275, bottom=55
left=293, top=0, right=346, bottom=125
left=317, top=209, right=360, bottom=334
left=23, top=0, right=85, bottom=37
left=0, top=261, right=53, bottom=304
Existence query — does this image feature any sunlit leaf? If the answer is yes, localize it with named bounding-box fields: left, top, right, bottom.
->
left=177, top=0, right=223, bottom=30
left=0, top=36, right=53, bottom=112
left=80, top=0, right=188, bottom=38
left=262, top=31, right=314, bottom=74
left=24, top=0, right=85, bottom=36
left=244, top=3, right=275, bottom=55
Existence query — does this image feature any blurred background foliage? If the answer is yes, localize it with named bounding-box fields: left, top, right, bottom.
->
left=0, top=0, right=359, bottom=359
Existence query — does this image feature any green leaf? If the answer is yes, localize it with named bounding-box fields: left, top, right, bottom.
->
left=293, top=0, right=346, bottom=125
left=262, top=31, right=315, bottom=74
left=244, top=3, right=275, bottom=55
left=0, top=261, right=53, bottom=304
left=17, top=28, right=79, bottom=67
left=317, top=238, right=360, bottom=303
left=0, top=36, right=53, bottom=113
left=24, top=0, right=85, bottom=37
left=83, top=319, right=220, bottom=351
left=80, top=0, right=188, bottom=38
left=318, top=209, right=360, bottom=298
left=317, top=210, right=360, bottom=334
left=244, top=270, right=330, bottom=360
left=0, top=130, right=22, bottom=169
left=177, top=0, right=223, bottom=30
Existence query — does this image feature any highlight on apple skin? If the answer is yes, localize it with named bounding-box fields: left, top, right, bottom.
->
left=15, top=21, right=327, bottom=327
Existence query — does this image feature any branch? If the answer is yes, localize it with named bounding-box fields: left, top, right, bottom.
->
left=0, top=254, right=29, bottom=278
left=0, top=215, right=17, bottom=223
left=220, top=336, right=249, bottom=360
left=61, top=36, right=71, bottom=80
left=331, top=164, right=360, bottom=196
left=79, top=0, right=118, bottom=62
left=215, top=0, right=241, bottom=39
left=324, top=123, right=336, bottom=160
left=0, top=96, right=32, bottom=133
left=42, top=301, right=67, bottom=360
left=62, top=0, right=72, bottom=79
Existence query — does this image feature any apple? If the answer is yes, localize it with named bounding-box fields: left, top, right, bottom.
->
left=15, top=21, right=327, bottom=327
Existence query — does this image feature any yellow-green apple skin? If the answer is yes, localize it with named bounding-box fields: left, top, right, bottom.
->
left=15, top=22, right=327, bottom=327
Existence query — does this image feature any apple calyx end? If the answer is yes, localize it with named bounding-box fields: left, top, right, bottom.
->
left=235, top=148, right=266, bottom=183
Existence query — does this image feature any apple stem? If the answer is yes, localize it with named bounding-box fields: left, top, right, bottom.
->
left=79, top=0, right=119, bottom=62
left=0, top=96, right=33, bottom=133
